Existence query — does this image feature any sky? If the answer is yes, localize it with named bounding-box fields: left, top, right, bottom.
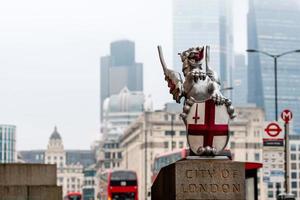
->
left=0, top=0, right=247, bottom=150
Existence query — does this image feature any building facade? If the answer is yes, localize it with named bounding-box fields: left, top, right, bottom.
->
left=247, top=0, right=300, bottom=133
left=173, top=0, right=234, bottom=92
left=102, top=87, right=146, bottom=140
left=0, top=124, right=16, bottom=163
left=228, top=106, right=266, bottom=199
left=119, top=109, right=187, bottom=200
left=288, top=135, right=300, bottom=199
left=45, top=127, right=84, bottom=197
left=100, top=40, right=143, bottom=120
left=82, top=164, right=97, bottom=200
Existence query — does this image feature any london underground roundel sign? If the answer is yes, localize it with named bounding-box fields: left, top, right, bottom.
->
left=263, top=122, right=284, bottom=147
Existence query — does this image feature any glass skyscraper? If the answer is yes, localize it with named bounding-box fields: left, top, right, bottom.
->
left=232, top=54, right=248, bottom=106
left=248, top=0, right=300, bottom=133
left=0, top=124, right=16, bottom=163
left=173, top=0, right=234, bottom=91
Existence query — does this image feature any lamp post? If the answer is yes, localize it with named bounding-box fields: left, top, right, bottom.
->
left=246, top=49, right=300, bottom=121
left=170, top=113, right=175, bottom=151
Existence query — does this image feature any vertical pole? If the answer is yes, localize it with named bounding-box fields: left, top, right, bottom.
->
left=274, top=57, right=278, bottom=121
left=171, top=114, right=174, bottom=151
left=284, top=122, right=290, bottom=194
left=144, top=112, right=148, bottom=200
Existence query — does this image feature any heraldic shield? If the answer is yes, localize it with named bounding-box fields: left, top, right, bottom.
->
left=187, top=99, right=230, bottom=155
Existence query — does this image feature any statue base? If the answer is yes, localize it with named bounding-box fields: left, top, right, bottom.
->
left=151, top=158, right=245, bottom=200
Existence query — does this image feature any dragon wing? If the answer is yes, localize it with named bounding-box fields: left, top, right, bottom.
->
left=157, top=45, right=184, bottom=103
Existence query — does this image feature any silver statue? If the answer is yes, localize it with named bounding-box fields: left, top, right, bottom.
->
left=158, top=45, right=235, bottom=156
left=158, top=45, right=235, bottom=121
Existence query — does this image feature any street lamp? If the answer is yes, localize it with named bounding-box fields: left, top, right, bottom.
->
left=246, top=49, right=300, bottom=121
left=169, top=113, right=176, bottom=151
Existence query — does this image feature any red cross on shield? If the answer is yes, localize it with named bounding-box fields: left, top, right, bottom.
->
left=187, top=99, right=230, bottom=155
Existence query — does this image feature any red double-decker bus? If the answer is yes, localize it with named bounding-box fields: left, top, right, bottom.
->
left=99, top=170, right=138, bottom=200
left=152, top=148, right=188, bottom=182
left=65, top=192, right=82, bottom=200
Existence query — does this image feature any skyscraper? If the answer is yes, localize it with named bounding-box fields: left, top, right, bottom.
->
left=100, top=40, right=143, bottom=119
left=247, top=0, right=300, bottom=133
left=232, top=54, right=248, bottom=106
left=173, top=0, right=234, bottom=91
left=0, top=124, right=16, bottom=163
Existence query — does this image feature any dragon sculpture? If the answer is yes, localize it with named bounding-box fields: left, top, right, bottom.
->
left=158, top=45, right=235, bottom=124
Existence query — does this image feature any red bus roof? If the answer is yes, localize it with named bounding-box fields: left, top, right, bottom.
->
left=67, top=192, right=81, bottom=196
left=154, top=148, right=187, bottom=158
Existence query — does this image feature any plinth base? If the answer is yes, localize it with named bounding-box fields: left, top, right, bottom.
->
left=151, top=158, right=245, bottom=200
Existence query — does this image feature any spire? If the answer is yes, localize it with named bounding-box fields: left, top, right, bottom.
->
left=50, top=126, right=62, bottom=140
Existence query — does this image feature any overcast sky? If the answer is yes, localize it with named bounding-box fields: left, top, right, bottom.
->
left=0, top=0, right=247, bottom=150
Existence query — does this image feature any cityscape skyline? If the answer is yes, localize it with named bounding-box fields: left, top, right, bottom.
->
left=0, top=0, right=249, bottom=150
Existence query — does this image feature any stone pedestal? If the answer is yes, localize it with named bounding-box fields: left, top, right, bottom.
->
left=151, top=158, right=245, bottom=200
left=0, top=164, right=62, bottom=200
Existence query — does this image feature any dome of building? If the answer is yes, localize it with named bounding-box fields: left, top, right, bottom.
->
left=103, top=87, right=145, bottom=113
left=50, top=126, right=62, bottom=140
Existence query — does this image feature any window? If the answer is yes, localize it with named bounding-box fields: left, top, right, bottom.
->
left=180, top=131, right=186, bottom=136
left=165, top=131, right=175, bottom=136
left=118, top=152, right=122, bottom=159
left=105, top=152, right=111, bottom=159
left=291, top=163, right=297, bottom=170
left=172, top=142, right=176, bottom=149
left=291, top=154, right=296, bottom=160
left=112, top=152, right=115, bottom=159
left=255, top=153, right=260, bottom=161
left=268, top=182, right=273, bottom=188
left=164, top=142, right=168, bottom=148
left=268, top=191, right=273, bottom=198
left=291, top=144, right=296, bottom=151
left=179, top=141, right=184, bottom=148
left=104, top=162, right=110, bottom=168
left=229, top=131, right=234, bottom=136
left=291, top=172, right=297, bottom=179
left=291, top=181, right=297, bottom=188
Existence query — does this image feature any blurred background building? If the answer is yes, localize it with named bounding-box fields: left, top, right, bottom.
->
left=247, top=0, right=300, bottom=133
left=0, top=124, right=16, bottom=163
left=120, top=107, right=187, bottom=200
left=102, top=87, right=146, bottom=140
left=100, top=40, right=143, bottom=120
left=19, top=127, right=97, bottom=198
left=173, top=0, right=234, bottom=96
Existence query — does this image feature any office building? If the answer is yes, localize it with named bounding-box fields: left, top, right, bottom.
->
left=0, top=124, right=16, bottom=163
left=247, top=0, right=300, bottom=133
left=232, top=54, right=248, bottom=106
left=173, top=0, right=234, bottom=91
left=100, top=40, right=143, bottom=120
